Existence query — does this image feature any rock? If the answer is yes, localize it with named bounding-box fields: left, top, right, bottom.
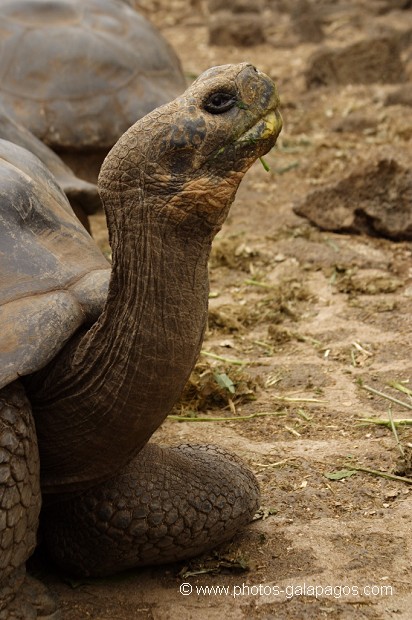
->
left=332, top=113, right=378, bottom=134
left=293, top=159, right=412, bottom=241
left=337, top=270, right=404, bottom=295
left=290, top=0, right=324, bottom=43
left=371, top=22, right=412, bottom=50
left=384, top=83, right=412, bottom=107
left=207, top=0, right=263, bottom=13
left=208, top=12, right=266, bottom=46
left=206, top=0, right=265, bottom=46
left=305, top=36, right=406, bottom=87
left=371, top=0, right=412, bottom=14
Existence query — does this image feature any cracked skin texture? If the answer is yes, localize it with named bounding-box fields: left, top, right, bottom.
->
left=0, top=63, right=282, bottom=614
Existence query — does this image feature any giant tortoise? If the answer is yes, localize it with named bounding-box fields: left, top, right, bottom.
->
left=0, top=0, right=187, bottom=182
left=0, top=63, right=282, bottom=618
left=0, top=104, right=100, bottom=231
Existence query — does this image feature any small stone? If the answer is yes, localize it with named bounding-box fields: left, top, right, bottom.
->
left=208, top=13, right=266, bottom=46
left=291, top=0, right=324, bottom=43
left=207, top=0, right=263, bottom=13
left=384, top=83, right=412, bottom=108
left=305, top=36, right=406, bottom=88
left=294, top=159, right=412, bottom=240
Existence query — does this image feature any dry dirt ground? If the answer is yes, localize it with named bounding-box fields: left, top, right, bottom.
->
left=39, top=1, right=412, bottom=618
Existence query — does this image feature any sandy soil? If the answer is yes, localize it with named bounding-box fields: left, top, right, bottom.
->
left=40, top=2, right=412, bottom=618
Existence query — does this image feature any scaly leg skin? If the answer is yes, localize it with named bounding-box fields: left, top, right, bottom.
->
left=0, top=383, right=60, bottom=620
left=42, top=443, right=260, bottom=577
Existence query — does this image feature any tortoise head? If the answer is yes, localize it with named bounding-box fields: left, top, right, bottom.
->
left=99, top=63, right=282, bottom=234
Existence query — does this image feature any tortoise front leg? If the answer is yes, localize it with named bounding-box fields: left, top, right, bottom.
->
left=0, top=382, right=59, bottom=620
left=41, top=443, right=260, bottom=577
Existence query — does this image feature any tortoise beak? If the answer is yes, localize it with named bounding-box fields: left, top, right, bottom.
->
left=261, top=109, right=283, bottom=139
left=239, top=107, right=283, bottom=146
left=254, top=108, right=282, bottom=141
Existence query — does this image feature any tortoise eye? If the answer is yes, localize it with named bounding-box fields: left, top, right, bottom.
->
left=204, top=92, right=237, bottom=114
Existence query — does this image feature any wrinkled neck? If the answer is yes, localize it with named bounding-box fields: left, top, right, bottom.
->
left=80, top=191, right=212, bottom=439
left=29, top=189, right=214, bottom=492
left=85, top=189, right=213, bottom=404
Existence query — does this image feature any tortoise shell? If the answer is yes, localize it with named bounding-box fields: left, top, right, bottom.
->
left=0, top=103, right=100, bottom=216
left=0, top=0, right=186, bottom=150
left=0, top=139, right=109, bottom=389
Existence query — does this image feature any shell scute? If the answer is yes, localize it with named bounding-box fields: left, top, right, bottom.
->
left=0, top=139, right=109, bottom=388
left=0, top=0, right=186, bottom=148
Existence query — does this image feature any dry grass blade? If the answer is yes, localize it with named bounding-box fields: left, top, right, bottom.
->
left=356, top=418, right=412, bottom=427
left=168, top=411, right=286, bottom=423
left=201, top=350, right=249, bottom=366
left=252, top=458, right=290, bottom=468
left=273, top=396, right=326, bottom=404
left=388, top=381, right=412, bottom=399
left=284, top=424, right=301, bottom=437
left=296, top=409, right=313, bottom=421
left=343, top=464, right=412, bottom=485
left=388, top=406, right=405, bottom=457
left=244, top=279, right=274, bottom=289
left=362, top=384, right=412, bottom=410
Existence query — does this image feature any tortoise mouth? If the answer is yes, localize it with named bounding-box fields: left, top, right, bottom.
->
left=237, top=108, right=283, bottom=146
left=205, top=105, right=282, bottom=167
